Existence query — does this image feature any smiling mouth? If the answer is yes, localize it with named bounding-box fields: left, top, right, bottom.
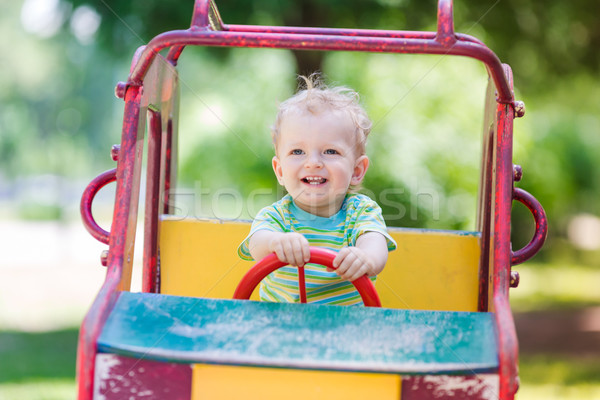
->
left=302, top=176, right=327, bottom=185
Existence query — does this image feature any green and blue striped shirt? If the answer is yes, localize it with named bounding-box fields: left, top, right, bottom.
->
left=238, top=194, right=396, bottom=305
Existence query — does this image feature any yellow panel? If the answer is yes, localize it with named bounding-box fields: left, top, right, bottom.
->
left=160, top=218, right=258, bottom=300
left=159, top=218, right=480, bottom=311
left=191, top=364, right=400, bottom=400
left=378, top=228, right=481, bottom=312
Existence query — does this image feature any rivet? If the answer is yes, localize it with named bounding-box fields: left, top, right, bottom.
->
left=115, top=82, right=127, bottom=99
left=111, top=145, right=120, bottom=161
left=101, top=250, right=109, bottom=267
left=510, top=270, right=520, bottom=288
left=513, top=101, right=526, bottom=118
left=513, top=164, right=523, bottom=182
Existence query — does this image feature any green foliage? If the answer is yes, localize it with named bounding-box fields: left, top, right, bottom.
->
left=0, top=329, right=78, bottom=383
left=519, top=355, right=600, bottom=387
left=4, top=0, right=600, bottom=259
left=511, top=262, right=600, bottom=311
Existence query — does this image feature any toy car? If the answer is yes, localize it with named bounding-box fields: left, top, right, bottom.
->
left=77, top=1, right=547, bottom=398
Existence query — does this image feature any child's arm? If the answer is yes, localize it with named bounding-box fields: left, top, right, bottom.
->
left=332, top=232, right=389, bottom=282
left=248, top=230, right=311, bottom=267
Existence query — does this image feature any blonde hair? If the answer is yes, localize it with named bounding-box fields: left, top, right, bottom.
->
left=271, top=73, right=372, bottom=156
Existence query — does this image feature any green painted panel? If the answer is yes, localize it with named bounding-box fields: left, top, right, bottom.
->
left=98, top=292, right=498, bottom=374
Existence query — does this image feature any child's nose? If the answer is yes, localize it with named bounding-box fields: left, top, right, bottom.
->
left=304, top=152, right=323, bottom=168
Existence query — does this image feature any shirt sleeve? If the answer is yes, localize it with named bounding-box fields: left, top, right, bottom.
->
left=350, top=197, right=397, bottom=251
left=237, top=204, right=288, bottom=261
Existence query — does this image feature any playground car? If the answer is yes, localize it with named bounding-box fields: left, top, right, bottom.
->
left=77, top=1, right=547, bottom=399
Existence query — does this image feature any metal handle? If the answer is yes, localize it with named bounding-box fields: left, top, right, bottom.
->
left=80, top=169, right=117, bottom=245
left=511, top=187, right=548, bottom=265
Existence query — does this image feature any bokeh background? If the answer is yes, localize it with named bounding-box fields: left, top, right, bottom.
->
left=1, top=0, right=599, bottom=398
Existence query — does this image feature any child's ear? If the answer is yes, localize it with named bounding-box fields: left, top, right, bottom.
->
left=272, top=156, right=284, bottom=185
left=351, top=155, right=369, bottom=186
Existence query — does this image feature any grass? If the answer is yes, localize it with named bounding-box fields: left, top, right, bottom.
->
left=517, top=356, right=600, bottom=399
left=0, top=329, right=78, bottom=382
left=510, top=262, right=600, bottom=311
left=0, top=380, right=76, bottom=400
left=0, top=329, right=78, bottom=400
left=509, top=261, right=600, bottom=399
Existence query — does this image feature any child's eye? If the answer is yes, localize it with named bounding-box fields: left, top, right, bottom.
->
left=291, top=149, right=304, bottom=155
left=324, top=149, right=339, bottom=155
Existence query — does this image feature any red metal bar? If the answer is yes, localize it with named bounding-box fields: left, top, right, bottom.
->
left=226, top=25, right=483, bottom=45
left=142, top=110, right=163, bottom=293
left=80, top=168, right=116, bottom=245
left=190, top=0, right=223, bottom=29
left=492, top=64, right=519, bottom=399
left=167, top=0, right=224, bottom=65
left=476, top=80, right=497, bottom=312
left=511, top=188, right=548, bottom=265
left=131, top=30, right=512, bottom=103
left=162, top=118, right=174, bottom=214
left=477, top=138, right=493, bottom=312
left=436, top=0, right=456, bottom=46
left=167, top=0, right=484, bottom=66
left=298, top=266, right=307, bottom=304
left=77, top=85, right=145, bottom=400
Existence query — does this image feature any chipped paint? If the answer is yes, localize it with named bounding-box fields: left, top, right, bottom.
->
left=93, top=354, right=191, bottom=399
left=94, top=354, right=126, bottom=400
left=403, top=374, right=500, bottom=400
left=422, top=374, right=499, bottom=399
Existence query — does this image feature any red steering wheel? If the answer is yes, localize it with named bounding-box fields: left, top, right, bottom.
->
left=233, top=247, right=381, bottom=307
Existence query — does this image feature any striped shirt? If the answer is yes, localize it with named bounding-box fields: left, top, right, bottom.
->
left=238, top=193, right=396, bottom=305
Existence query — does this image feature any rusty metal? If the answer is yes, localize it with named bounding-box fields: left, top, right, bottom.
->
left=80, top=168, right=116, bottom=245
left=493, top=64, right=519, bottom=399
left=162, top=118, right=175, bottom=215
left=142, top=110, right=163, bottom=293
left=126, top=0, right=514, bottom=106
left=77, top=85, right=144, bottom=400
left=477, top=75, right=500, bottom=313
left=436, top=0, right=457, bottom=46
left=511, top=188, right=548, bottom=266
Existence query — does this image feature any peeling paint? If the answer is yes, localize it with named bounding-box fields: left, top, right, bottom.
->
left=93, top=354, right=191, bottom=399
left=404, top=374, right=499, bottom=400
left=94, top=354, right=123, bottom=400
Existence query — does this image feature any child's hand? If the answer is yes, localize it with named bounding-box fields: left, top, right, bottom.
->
left=331, top=246, right=377, bottom=282
left=268, top=232, right=310, bottom=267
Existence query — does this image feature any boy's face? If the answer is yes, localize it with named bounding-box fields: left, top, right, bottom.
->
left=272, top=109, right=369, bottom=217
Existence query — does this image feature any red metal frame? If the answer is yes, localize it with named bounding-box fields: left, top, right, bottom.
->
left=142, top=109, right=163, bottom=293
left=78, top=83, right=144, bottom=399
left=130, top=0, right=516, bottom=107
left=77, top=1, right=548, bottom=399
left=492, top=64, right=519, bottom=398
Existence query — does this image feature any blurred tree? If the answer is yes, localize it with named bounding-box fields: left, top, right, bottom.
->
left=58, top=0, right=599, bottom=89
left=4, top=0, right=599, bottom=259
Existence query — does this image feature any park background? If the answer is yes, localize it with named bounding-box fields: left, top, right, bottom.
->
left=1, top=0, right=599, bottom=398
